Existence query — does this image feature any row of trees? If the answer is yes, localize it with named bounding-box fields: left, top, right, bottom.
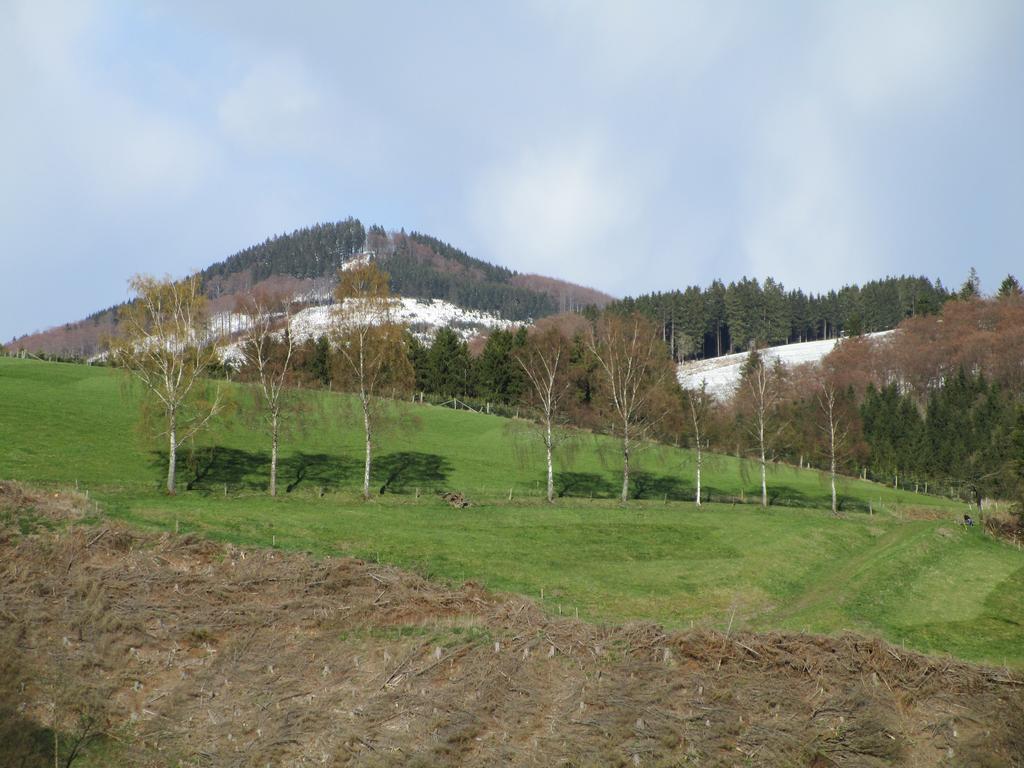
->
left=112, top=266, right=1024, bottom=518
left=112, top=264, right=680, bottom=504
left=610, top=272, right=1015, bottom=361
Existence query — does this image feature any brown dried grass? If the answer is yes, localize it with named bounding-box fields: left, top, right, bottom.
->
left=1, top=482, right=1022, bottom=767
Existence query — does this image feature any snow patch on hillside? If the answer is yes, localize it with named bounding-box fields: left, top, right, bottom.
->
left=221, top=297, right=517, bottom=366
left=288, top=297, right=516, bottom=343
left=677, top=332, right=892, bottom=398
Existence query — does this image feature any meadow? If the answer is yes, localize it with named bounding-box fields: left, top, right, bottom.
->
left=1, top=357, right=1021, bottom=667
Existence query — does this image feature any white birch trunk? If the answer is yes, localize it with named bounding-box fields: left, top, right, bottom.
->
left=621, top=426, right=631, bottom=504
left=167, top=408, right=177, bottom=496
left=545, top=418, right=554, bottom=503
left=362, top=394, right=372, bottom=500
left=829, top=415, right=837, bottom=515
left=759, top=415, right=767, bottom=509
left=270, top=410, right=279, bottom=497
left=695, top=443, right=702, bottom=507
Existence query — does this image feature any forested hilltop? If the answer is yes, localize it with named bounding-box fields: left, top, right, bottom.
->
left=201, top=219, right=603, bottom=320
left=614, top=275, right=956, bottom=361
left=6, top=218, right=612, bottom=358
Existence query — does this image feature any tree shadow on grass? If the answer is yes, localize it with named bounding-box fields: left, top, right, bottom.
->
left=630, top=472, right=692, bottom=501
left=373, top=452, right=452, bottom=495
left=150, top=447, right=269, bottom=491
left=149, top=447, right=360, bottom=494
left=283, top=452, right=360, bottom=493
left=554, top=472, right=617, bottom=499
left=766, top=484, right=817, bottom=509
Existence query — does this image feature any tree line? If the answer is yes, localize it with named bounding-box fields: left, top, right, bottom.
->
left=613, top=274, right=955, bottom=361
left=109, top=265, right=1024, bottom=521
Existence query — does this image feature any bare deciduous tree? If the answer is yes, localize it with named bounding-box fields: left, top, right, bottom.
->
left=112, top=274, right=223, bottom=495
left=515, top=325, right=572, bottom=503
left=331, top=262, right=413, bottom=499
left=236, top=292, right=295, bottom=497
left=739, top=348, right=783, bottom=509
left=685, top=380, right=713, bottom=507
left=587, top=313, right=673, bottom=503
left=816, top=375, right=850, bottom=515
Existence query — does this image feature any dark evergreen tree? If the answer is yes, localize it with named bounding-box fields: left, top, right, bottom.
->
left=959, top=267, right=981, bottom=300
left=475, top=327, right=527, bottom=404
left=861, top=383, right=923, bottom=487
left=426, top=328, right=474, bottom=399
left=998, top=274, right=1022, bottom=298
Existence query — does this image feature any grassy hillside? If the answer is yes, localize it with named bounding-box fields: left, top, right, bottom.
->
left=0, top=358, right=954, bottom=508
left=2, top=357, right=1021, bottom=667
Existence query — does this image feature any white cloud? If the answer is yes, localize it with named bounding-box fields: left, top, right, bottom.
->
left=737, top=0, right=1015, bottom=291
left=218, top=56, right=326, bottom=153
left=534, top=0, right=738, bottom=87
left=469, top=137, right=642, bottom=289
left=741, top=101, right=872, bottom=291
left=0, top=0, right=213, bottom=205
left=823, top=0, right=1007, bottom=112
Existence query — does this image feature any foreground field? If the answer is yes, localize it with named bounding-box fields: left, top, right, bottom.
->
left=2, top=485, right=1022, bottom=767
left=1, top=358, right=1021, bottom=669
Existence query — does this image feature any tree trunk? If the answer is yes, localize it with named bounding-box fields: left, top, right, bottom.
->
left=758, top=415, right=767, bottom=509
left=362, top=395, right=372, bottom=500
left=830, top=458, right=837, bottom=515
left=545, top=417, right=554, bottom=503
left=760, top=448, right=767, bottom=509
left=621, top=426, right=630, bottom=504
left=167, top=407, right=177, bottom=496
left=695, top=443, right=702, bottom=507
left=270, top=410, right=279, bottom=497
left=829, top=418, right=837, bottom=515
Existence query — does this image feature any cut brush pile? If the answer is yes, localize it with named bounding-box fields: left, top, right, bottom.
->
left=1, top=481, right=1022, bottom=767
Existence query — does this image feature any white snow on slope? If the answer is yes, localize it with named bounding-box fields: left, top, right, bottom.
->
left=677, top=331, right=892, bottom=398
left=289, top=298, right=516, bottom=343
left=221, top=297, right=516, bottom=366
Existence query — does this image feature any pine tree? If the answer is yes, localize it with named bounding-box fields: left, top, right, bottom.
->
left=998, top=274, right=1022, bottom=298
left=427, top=328, right=473, bottom=399
left=959, top=267, right=981, bottom=300
left=475, top=328, right=527, bottom=404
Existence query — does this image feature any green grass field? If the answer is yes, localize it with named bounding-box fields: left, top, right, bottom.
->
left=2, top=357, right=1022, bottom=666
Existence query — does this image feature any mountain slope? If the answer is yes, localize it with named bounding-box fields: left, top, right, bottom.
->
left=5, top=219, right=614, bottom=357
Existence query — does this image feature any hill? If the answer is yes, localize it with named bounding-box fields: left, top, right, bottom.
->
left=5, top=219, right=614, bottom=358
left=3, top=484, right=1022, bottom=767
left=2, top=357, right=1022, bottom=673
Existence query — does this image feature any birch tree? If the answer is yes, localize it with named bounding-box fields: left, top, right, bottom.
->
left=685, top=380, right=713, bottom=506
left=738, top=348, right=782, bottom=509
left=816, top=376, right=848, bottom=515
left=236, top=292, right=295, bottom=497
left=331, top=262, right=413, bottom=499
left=515, top=325, right=571, bottom=503
left=588, top=313, right=672, bottom=503
left=113, top=274, right=223, bottom=495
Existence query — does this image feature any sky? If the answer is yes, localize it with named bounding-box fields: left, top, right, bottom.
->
left=2, top=0, right=1022, bottom=341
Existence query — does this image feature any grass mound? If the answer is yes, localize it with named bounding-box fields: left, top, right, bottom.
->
left=2, top=486, right=1022, bottom=767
